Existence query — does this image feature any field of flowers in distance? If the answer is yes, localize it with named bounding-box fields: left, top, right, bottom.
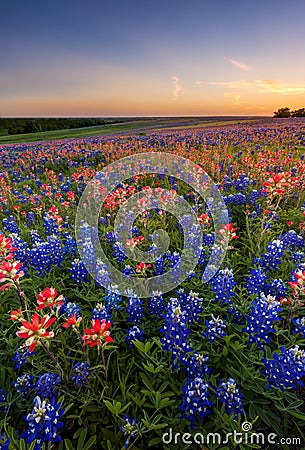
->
left=1, top=118, right=305, bottom=449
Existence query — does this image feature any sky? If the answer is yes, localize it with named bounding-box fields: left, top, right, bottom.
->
left=1, top=0, right=305, bottom=117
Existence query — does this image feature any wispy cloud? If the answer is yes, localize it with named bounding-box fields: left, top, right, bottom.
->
left=206, top=79, right=305, bottom=95
left=172, top=75, right=182, bottom=99
left=224, top=92, right=241, bottom=105
left=255, top=79, right=305, bottom=94
left=224, top=57, right=250, bottom=72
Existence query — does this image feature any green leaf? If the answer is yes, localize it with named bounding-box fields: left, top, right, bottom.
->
left=103, top=400, right=117, bottom=416
left=64, top=439, right=74, bottom=450
left=148, top=437, right=162, bottom=447
left=285, top=409, right=305, bottom=421
left=85, top=405, right=102, bottom=412
left=77, top=428, right=88, bottom=450
left=142, top=362, right=164, bottom=373
left=19, top=440, right=26, bottom=450
left=83, top=435, right=97, bottom=450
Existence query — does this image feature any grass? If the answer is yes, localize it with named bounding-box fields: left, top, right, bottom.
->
left=0, top=117, right=264, bottom=145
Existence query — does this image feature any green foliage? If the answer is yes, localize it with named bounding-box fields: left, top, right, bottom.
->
left=273, top=107, right=291, bottom=118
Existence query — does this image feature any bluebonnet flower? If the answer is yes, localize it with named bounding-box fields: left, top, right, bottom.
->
left=226, top=306, right=244, bottom=324
left=30, top=230, right=44, bottom=245
left=20, top=396, right=64, bottom=450
left=77, top=224, right=98, bottom=272
left=91, top=302, right=111, bottom=321
left=198, top=246, right=207, bottom=265
left=125, top=326, right=144, bottom=347
left=260, top=239, right=285, bottom=272
left=71, top=362, right=90, bottom=387
left=231, top=193, right=247, bottom=204
left=43, top=214, right=58, bottom=235
left=248, top=188, right=266, bottom=205
left=122, top=265, right=135, bottom=276
left=265, top=278, right=287, bottom=300
left=60, top=301, right=81, bottom=319
left=28, top=235, right=64, bottom=275
left=95, top=259, right=112, bottom=289
left=131, top=226, right=141, bottom=237
left=62, top=234, right=77, bottom=257
left=120, top=415, right=137, bottom=448
left=0, top=438, right=10, bottom=449
left=216, top=378, right=244, bottom=419
left=280, top=230, right=304, bottom=249
left=154, top=257, right=166, bottom=275
left=60, top=179, right=71, bottom=192
left=210, top=268, right=236, bottom=305
left=12, top=346, right=34, bottom=370
left=34, top=373, right=61, bottom=400
left=246, top=267, right=269, bottom=296
left=0, top=389, right=8, bottom=412
left=166, top=251, right=181, bottom=268
left=13, top=374, right=34, bottom=398
left=104, top=289, right=122, bottom=310
left=204, top=315, right=227, bottom=343
left=180, top=377, right=212, bottom=426
left=105, top=231, right=116, bottom=244
left=99, top=215, right=109, bottom=226
left=244, top=293, right=282, bottom=348
left=291, top=251, right=305, bottom=266
left=3, top=216, right=20, bottom=234
left=202, top=233, right=214, bottom=247
left=69, top=259, right=88, bottom=283
left=148, top=291, right=165, bottom=318
left=176, top=289, right=203, bottom=323
left=9, top=234, right=29, bottom=265
left=292, top=317, right=305, bottom=338
left=184, top=352, right=211, bottom=378
left=160, top=299, right=192, bottom=370
left=112, top=242, right=126, bottom=263
left=234, top=174, right=250, bottom=192
left=46, top=235, right=64, bottom=267
left=126, top=296, right=143, bottom=325
left=262, top=346, right=305, bottom=390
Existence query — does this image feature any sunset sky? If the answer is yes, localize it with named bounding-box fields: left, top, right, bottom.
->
left=1, top=0, right=305, bottom=117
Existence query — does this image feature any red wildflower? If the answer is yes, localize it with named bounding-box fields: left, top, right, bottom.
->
left=0, top=234, right=16, bottom=260
left=82, top=319, right=113, bottom=347
left=197, top=213, right=211, bottom=226
left=289, top=269, right=305, bottom=294
left=135, top=261, right=152, bottom=274
left=9, top=307, right=24, bottom=321
left=16, top=313, right=56, bottom=352
left=37, top=287, right=64, bottom=311
left=0, top=261, right=24, bottom=289
left=263, top=172, right=289, bottom=196
left=126, top=236, right=145, bottom=248
left=62, top=313, right=82, bottom=329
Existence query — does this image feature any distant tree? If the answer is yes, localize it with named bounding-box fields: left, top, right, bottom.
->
left=291, top=108, right=305, bottom=117
left=273, top=107, right=291, bottom=118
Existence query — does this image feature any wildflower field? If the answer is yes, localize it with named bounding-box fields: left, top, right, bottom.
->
left=0, top=118, right=305, bottom=449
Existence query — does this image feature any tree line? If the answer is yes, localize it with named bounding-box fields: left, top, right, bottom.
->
left=0, top=118, right=122, bottom=135
left=273, top=107, right=305, bottom=118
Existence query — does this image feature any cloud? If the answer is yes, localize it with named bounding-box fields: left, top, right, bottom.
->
left=206, top=79, right=305, bottom=95
left=224, top=92, right=241, bottom=105
left=255, top=79, right=305, bottom=94
left=172, top=75, right=182, bottom=99
left=224, top=57, right=250, bottom=71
